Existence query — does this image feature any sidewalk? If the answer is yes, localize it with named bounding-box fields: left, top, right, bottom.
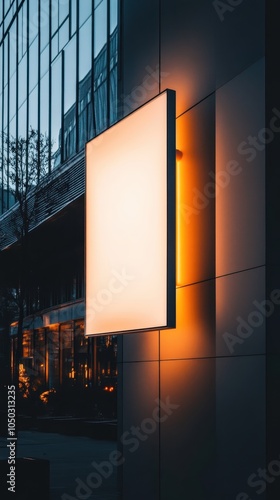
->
left=0, top=431, right=120, bottom=500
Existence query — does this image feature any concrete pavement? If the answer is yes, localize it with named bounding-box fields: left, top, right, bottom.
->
left=0, top=431, right=120, bottom=500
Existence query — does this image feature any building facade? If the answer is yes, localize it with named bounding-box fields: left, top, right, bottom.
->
left=0, top=0, right=119, bottom=400
left=1, top=0, right=280, bottom=499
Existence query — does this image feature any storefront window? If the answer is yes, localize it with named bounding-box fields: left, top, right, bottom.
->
left=74, top=321, right=89, bottom=386
left=60, top=322, right=74, bottom=384
left=47, top=326, right=59, bottom=389
left=33, top=328, right=46, bottom=388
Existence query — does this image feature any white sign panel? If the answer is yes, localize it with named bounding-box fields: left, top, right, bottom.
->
left=85, top=90, right=176, bottom=335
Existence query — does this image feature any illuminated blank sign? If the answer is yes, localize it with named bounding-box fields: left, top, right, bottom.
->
left=85, top=90, right=176, bottom=336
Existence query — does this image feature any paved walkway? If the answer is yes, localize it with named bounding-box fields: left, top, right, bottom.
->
left=0, top=431, right=120, bottom=500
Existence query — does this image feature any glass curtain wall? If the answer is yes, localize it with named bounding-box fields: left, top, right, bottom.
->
left=0, top=0, right=119, bottom=214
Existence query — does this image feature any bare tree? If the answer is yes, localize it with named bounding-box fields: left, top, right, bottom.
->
left=2, top=127, right=52, bottom=386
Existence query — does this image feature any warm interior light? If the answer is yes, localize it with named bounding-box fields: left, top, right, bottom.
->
left=86, top=90, right=176, bottom=336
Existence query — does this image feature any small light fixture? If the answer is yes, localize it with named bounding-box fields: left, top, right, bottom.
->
left=176, top=149, right=183, bottom=161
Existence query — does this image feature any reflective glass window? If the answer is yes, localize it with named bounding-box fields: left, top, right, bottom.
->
left=29, top=0, right=39, bottom=45
left=40, top=44, right=49, bottom=78
left=4, top=37, right=8, bottom=86
left=29, top=85, right=38, bottom=131
left=4, top=0, right=10, bottom=15
left=47, top=328, right=59, bottom=389
left=70, top=0, right=76, bottom=35
left=18, top=100, right=27, bottom=139
left=94, top=0, right=108, bottom=134
left=51, top=55, right=62, bottom=168
left=51, top=0, right=59, bottom=35
left=64, top=36, right=76, bottom=112
left=18, top=54, right=27, bottom=107
left=79, top=0, right=91, bottom=27
left=19, top=1, right=28, bottom=57
left=78, top=17, right=92, bottom=149
left=59, top=19, right=69, bottom=51
left=64, top=35, right=76, bottom=159
left=3, top=85, right=8, bottom=129
left=59, top=0, right=69, bottom=25
left=9, top=72, right=16, bottom=120
left=23, top=2, right=28, bottom=54
left=4, top=7, right=13, bottom=32
left=23, top=332, right=33, bottom=358
left=74, top=321, right=89, bottom=387
left=40, top=1, right=50, bottom=51
left=29, top=36, right=39, bottom=92
left=9, top=115, right=16, bottom=138
left=34, top=329, right=46, bottom=387
left=94, top=0, right=107, bottom=58
left=0, top=45, right=2, bottom=91
left=60, top=323, right=74, bottom=384
left=9, top=20, right=16, bottom=76
left=110, top=0, right=118, bottom=33
left=40, top=72, right=49, bottom=137
left=51, top=32, right=58, bottom=60
left=79, top=17, right=91, bottom=80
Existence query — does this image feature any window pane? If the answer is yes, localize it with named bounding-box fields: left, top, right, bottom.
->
left=51, top=0, right=59, bottom=35
left=18, top=54, right=27, bottom=107
left=74, top=322, right=89, bottom=387
left=40, top=72, right=49, bottom=137
left=78, top=18, right=92, bottom=149
left=61, top=323, right=74, bottom=384
left=51, top=55, right=62, bottom=168
left=79, top=17, right=91, bottom=80
left=9, top=20, right=16, bottom=76
left=94, top=0, right=107, bottom=57
left=48, top=328, right=59, bottom=389
left=22, top=1, right=28, bottom=56
left=59, top=0, right=69, bottom=25
left=110, top=0, right=118, bottom=34
left=18, top=100, right=27, bottom=140
left=64, top=36, right=76, bottom=159
left=59, top=19, right=69, bottom=52
left=29, top=0, right=39, bottom=45
left=34, top=329, right=46, bottom=387
left=40, top=44, right=49, bottom=78
left=51, top=32, right=58, bottom=60
left=64, top=36, right=76, bottom=112
left=3, top=85, right=8, bottom=129
left=29, top=37, right=38, bottom=92
left=110, top=66, right=117, bottom=124
left=79, top=0, right=91, bottom=27
left=29, top=85, right=38, bottom=131
left=71, top=0, right=76, bottom=35
left=9, top=115, right=16, bottom=138
left=40, top=1, right=50, bottom=51
left=4, top=37, right=8, bottom=86
left=0, top=44, right=2, bottom=92
left=9, top=72, right=16, bottom=120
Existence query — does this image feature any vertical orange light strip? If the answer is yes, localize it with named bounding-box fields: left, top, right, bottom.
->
left=176, top=149, right=183, bottom=286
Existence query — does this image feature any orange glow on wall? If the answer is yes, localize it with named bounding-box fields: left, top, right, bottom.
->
left=86, top=90, right=176, bottom=336
left=175, top=99, right=215, bottom=287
